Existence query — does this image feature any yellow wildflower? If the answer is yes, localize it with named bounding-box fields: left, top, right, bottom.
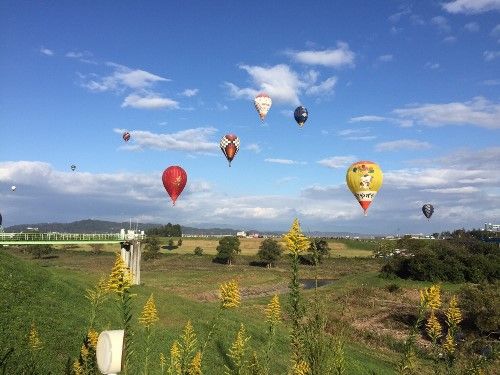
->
left=107, top=253, right=132, bottom=294
left=139, top=293, right=159, bottom=328
left=28, top=322, right=42, bottom=351
left=426, top=310, right=442, bottom=342
left=188, top=351, right=202, bottom=375
left=219, top=280, right=241, bottom=309
left=445, top=295, right=462, bottom=327
left=225, top=324, right=250, bottom=374
left=443, top=331, right=455, bottom=354
left=87, top=329, right=99, bottom=349
left=160, top=352, right=166, bottom=369
left=283, top=219, right=309, bottom=255
left=290, top=359, right=310, bottom=375
left=80, top=344, right=89, bottom=359
left=72, top=360, right=84, bottom=375
left=265, top=295, right=282, bottom=325
left=170, top=340, right=182, bottom=374
left=180, top=320, right=198, bottom=360
left=420, top=285, right=441, bottom=310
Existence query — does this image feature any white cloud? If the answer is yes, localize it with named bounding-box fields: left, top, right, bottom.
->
left=245, top=143, right=261, bottom=153
left=181, top=88, right=199, bottom=97
left=393, top=97, right=500, bottom=129
left=338, top=128, right=376, bottom=141
left=264, top=158, right=305, bottom=165
left=388, top=7, right=411, bottom=23
left=443, top=36, right=457, bottom=43
left=442, top=0, right=500, bottom=14
left=121, top=93, right=179, bottom=109
left=288, top=42, right=355, bottom=68
left=81, top=63, right=169, bottom=93
left=378, top=54, right=393, bottom=62
left=225, top=64, right=302, bottom=105
left=482, top=79, right=500, bottom=85
left=425, top=62, right=440, bottom=69
left=422, top=187, right=479, bottom=194
left=464, top=22, right=480, bottom=32
left=375, top=139, right=432, bottom=152
left=225, top=64, right=337, bottom=105
left=305, top=76, right=337, bottom=95
left=113, top=127, right=218, bottom=152
left=484, top=50, right=500, bottom=61
left=431, top=16, right=451, bottom=32
left=317, top=156, right=356, bottom=168
left=40, top=47, right=54, bottom=56
left=349, top=115, right=387, bottom=122
left=491, top=24, right=500, bottom=37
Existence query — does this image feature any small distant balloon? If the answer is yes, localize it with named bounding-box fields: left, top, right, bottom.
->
left=294, top=106, right=308, bottom=127
left=11, top=186, right=16, bottom=192
left=220, top=134, right=240, bottom=167
left=162, top=166, right=187, bottom=205
left=71, top=164, right=76, bottom=171
left=123, top=132, right=131, bottom=142
left=254, top=93, right=272, bottom=122
left=345, top=161, right=383, bottom=216
left=0, top=212, right=2, bottom=226
left=422, top=204, right=434, bottom=219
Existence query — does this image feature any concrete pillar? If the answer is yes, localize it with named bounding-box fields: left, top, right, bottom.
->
left=130, top=240, right=141, bottom=285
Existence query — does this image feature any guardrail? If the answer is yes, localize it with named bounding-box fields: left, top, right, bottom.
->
left=0, top=231, right=146, bottom=244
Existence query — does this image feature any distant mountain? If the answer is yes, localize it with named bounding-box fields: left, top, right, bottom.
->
left=5, top=219, right=161, bottom=234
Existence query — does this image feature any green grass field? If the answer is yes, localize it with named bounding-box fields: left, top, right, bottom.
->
left=0, top=244, right=449, bottom=374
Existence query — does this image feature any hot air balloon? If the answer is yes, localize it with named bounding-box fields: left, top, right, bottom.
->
left=123, top=132, right=131, bottom=142
left=254, top=93, right=272, bottom=122
left=346, top=161, right=383, bottom=216
left=422, top=204, right=434, bottom=219
left=11, top=186, right=16, bottom=192
left=71, top=164, right=76, bottom=171
left=0, top=212, right=2, bottom=227
left=294, top=106, right=308, bottom=127
left=162, top=166, right=187, bottom=205
left=220, top=134, right=240, bottom=167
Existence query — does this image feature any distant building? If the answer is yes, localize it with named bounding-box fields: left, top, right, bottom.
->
left=236, top=231, right=247, bottom=237
left=484, top=223, right=500, bottom=232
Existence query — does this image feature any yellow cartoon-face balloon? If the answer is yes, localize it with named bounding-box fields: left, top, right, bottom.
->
left=345, top=161, right=383, bottom=216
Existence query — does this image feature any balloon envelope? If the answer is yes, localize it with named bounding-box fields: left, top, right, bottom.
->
left=162, top=166, right=187, bottom=205
left=220, top=134, right=240, bottom=166
left=422, top=204, right=434, bottom=219
left=11, top=186, right=16, bottom=191
left=254, top=93, right=272, bottom=121
left=123, top=132, right=131, bottom=142
left=346, top=161, right=383, bottom=215
left=71, top=164, right=76, bottom=171
left=294, top=106, right=308, bottom=127
left=0, top=212, right=2, bottom=226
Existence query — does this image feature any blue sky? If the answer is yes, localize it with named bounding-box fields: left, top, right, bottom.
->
left=1, top=0, right=499, bottom=234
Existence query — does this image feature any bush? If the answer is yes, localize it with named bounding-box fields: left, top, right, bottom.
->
left=27, top=244, right=53, bottom=259
left=385, top=283, right=401, bottom=293
left=299, top=238, right=330, bottom=265
left=381, top=237, right=500, bottom=283
left=143, top=237, right=161, bottom=260
left=459, top=282, right=500, bottom=334
left=90, top=243, right=104, bottom=255
left=257, top=238, right=283, bottom=267
left=213, top=236, right=240, bottom=265
left=193, top=246, right=203, bottom=256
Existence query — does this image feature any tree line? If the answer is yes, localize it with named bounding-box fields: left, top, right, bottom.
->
left=145, top=223, right=182, bottom=237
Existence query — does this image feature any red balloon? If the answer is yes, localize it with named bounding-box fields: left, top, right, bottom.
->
left=123, top=132, right=131, bottom=142
left=162, top=166, right=187, bottom=205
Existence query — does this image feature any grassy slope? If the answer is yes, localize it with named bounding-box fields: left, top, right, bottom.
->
left=0, top=249, right=407, bottom=374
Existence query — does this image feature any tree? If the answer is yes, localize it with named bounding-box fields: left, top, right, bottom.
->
left=27, top=244, right=53, bottom=259
left=194, top=246, right=204, bottom=256
left=257, top=238, right=283, bottom=267
left=214, top=236, right=241, bottom=265
left=143, top=237, right=161, bottom=260
left=300, top=238, right=330, bottom=265
left=177, top=238, right=183, bottom=247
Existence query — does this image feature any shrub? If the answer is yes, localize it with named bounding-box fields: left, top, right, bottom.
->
left=257, top=238, right=283, bottom=267
left=193, top=246, right=203, bottom=256
left=27, top=244, right=53, bottom=259
left=213, top=236, right=240, bottom=265
left=143, top=237, right=161, bottom=260
left=459, top=282, right=500, bottom=334
left=90, top=243, right=104, bottom=255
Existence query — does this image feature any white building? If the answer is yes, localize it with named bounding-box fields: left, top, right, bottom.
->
left=484, top=223, right=500, bottom=232
left=236, top=231, right=247, bottom=237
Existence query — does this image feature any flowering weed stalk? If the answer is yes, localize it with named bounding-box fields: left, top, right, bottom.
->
left=139, top=293, right=159, bottom=375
